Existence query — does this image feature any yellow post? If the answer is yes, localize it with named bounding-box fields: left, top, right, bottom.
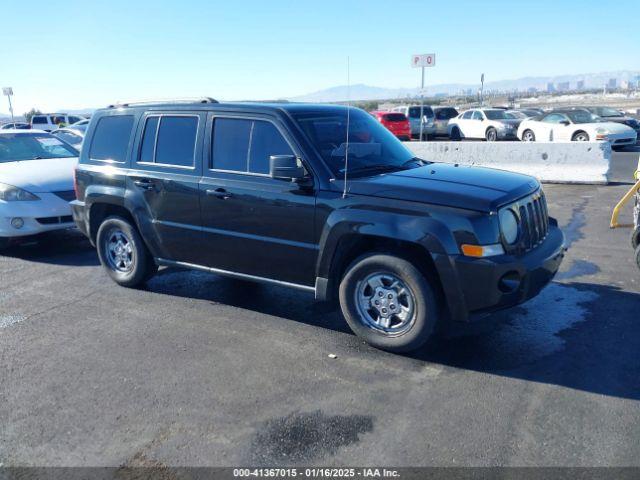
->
left=610, top=178, right=640, bottom=229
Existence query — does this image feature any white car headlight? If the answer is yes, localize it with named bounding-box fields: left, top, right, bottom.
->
left=499, top=208, right=519, bottom=245
left=0, top=183, right=40, bottom=202
left=595, top=127, right=610, bottom=134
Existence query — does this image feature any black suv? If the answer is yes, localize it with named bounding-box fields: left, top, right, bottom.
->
left=72, top=98, right=565, bottom=352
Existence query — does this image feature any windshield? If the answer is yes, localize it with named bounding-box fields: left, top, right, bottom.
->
left=484, top=110, right=509, bottom=120
left=566, top=110, right=599, bottom=124
left=291, top=108, right=419, bottom=177
left=0, top=133, right=78, bottom=163
left=594, top=107, right=623, bottom=118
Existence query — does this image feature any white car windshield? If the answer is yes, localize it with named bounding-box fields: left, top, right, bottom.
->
left=0, top=133, right=78, bottom=163
left=484, top=110, right=509, bottom=120
left=566, top=111, right=600, bottom=124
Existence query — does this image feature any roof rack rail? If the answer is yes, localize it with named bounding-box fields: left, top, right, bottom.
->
left=107, top=97, right=219, bottom=108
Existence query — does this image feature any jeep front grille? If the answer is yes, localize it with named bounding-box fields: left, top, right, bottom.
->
left=507, top=191, right=549, bottom=254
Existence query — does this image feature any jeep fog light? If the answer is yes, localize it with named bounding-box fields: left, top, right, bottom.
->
left=461, top=243, right=504, bottom=257
left=10, top=217, right=24, bottom=229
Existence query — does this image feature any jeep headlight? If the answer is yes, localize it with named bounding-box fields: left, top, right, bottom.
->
left=0, top=183, right=40, bottom=202
left=499, top=208, right=519, bottom=245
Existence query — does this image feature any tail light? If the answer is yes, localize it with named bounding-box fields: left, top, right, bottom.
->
left=73, top=168, right=79, bottom=200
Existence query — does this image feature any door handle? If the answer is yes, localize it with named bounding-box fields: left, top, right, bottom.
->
left=133, top=179, right=155, bottom=191
left=206, top=188, right=232, bottom=200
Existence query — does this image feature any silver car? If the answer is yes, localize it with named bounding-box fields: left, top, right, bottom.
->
left=392, top=105, right=436, bottom=140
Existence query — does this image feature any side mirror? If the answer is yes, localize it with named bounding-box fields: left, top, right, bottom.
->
left=560, top=120, right=570, bottom=126
left=270, top=155, right=305, bottom=181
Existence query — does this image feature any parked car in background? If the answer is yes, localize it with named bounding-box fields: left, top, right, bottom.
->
left=70, top=118, right=91, bottom=127
left=391, top=105, right=436, bottom=140
left=71, top=100, right=564, bottom=352
left=51, top=126, right=86, bottom=149
left=432, top=106, right=459, bottom=137
left=448, top=108, right=520, bottom=141
left=506, top=109, right=541, bottom=119
left=1, top=122, right=31, bottom=130
left=370, top=111, right=411, bottom=140
left=517, top=109, right=637, bottom=149
left=30, top=113, right=87, bottom=131
left=0, top=130, right=79, bottom=249
left=569, top=106, right=640, bottom=140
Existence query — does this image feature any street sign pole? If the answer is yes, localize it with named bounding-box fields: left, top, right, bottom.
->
left=411, top=54, right=435, bottom=142
left=2, top=87, right=15, bottom=124
left=419, top=66, right=425, bottom=140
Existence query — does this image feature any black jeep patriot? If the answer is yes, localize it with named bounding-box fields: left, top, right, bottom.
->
left=72, top=98, right=565, bottom=352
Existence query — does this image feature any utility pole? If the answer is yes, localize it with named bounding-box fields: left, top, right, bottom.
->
left=480, top=73, right=485, bottom=106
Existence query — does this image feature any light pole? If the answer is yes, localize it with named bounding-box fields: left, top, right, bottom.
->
left=480, top=74, right=485, bottom=106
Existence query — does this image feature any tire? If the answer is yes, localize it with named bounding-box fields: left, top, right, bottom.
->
left=522, top=129, right=536, bottom=142
left=450, top=127, right=461, bottom=141
left=572, top=131, right=589, bottom=142
left=635, top=245, right=640, bottom=271
left=338, top=253, right=439, bottom=353
left=426, top=134, right=435, bottom=141
left=631, top=228, right=640, bottom=249
left=96, top=216, right=158, bottom=287
left=485, top=127, right=498, bottom=142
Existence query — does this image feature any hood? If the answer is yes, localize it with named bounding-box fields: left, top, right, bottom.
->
left=0, top=157, right=78, bottom=192
left=345, top=163, right=539, bottom=212
left=600, top=117, right=640, bottom=129
left=597, top=121, right=636, bottom=134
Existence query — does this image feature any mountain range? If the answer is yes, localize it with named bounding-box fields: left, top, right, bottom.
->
left=288, top=70, right=640, bottom=103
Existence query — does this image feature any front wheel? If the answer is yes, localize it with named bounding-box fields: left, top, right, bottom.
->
left=485, top=128, right=498, bottom=142
left=522, top=129, right=536, bottom=142
left=96, top=216, right=158, bottom=287
left=572, top=131, right=590, bottom=142
left=339, top=254, right=439, bottom=352
left=450, top=127, right=461, bottom=141
left=635, top=245, right=640, bottom=271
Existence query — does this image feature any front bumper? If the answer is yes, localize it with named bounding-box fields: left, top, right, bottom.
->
left=497, top=129, right=518, bottom=140
left=441, top=224, right=565, bottom=322
left=0, top=193, right=74, bottom=239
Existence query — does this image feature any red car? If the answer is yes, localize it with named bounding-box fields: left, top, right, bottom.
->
left=370, top=111, right=411, bottom=140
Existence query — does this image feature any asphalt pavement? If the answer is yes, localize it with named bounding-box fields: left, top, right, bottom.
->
left=1, top=160, right=639, bottom=467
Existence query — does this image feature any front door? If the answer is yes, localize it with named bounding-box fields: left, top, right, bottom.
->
left=127, top=112, right=205, bottom=264
left=199, top=114, right=317, bottom=287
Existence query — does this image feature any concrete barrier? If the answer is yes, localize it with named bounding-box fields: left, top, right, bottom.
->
left=403, top=141, right=611, bottom=184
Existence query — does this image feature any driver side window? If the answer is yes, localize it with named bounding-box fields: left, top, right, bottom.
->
left=471, top=111, right=483, bottom=121
left=543, top=113, right=565, bottom=124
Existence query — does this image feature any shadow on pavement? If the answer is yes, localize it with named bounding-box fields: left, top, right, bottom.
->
left=148, top=269, right=640, bottom=401
left=0, top=229, right=99, bottom=267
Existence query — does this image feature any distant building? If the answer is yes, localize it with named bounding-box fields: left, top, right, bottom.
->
left=434, top=92, right=447, bottom=98
left=620, top=80, right=629, bottom=90
left=607, top=78, right=617, bottom=89
left=546, top=82, right=555, bottom=93
left=527, top=87, right=538, bottom=94
left=557, top=81, right=570, bottom=91
left=576, top=80, right=585, bottom=90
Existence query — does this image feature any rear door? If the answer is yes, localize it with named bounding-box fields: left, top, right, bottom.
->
left=198, top=113, right=317, bottom=287
left=127, top=112, right=205, bottom=264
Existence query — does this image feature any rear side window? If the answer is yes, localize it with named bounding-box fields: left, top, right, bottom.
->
left=89, top=115, right=134, bottom=162
left=212, top=118, right=293, bottom=175
left=138, top=115, right=198, bottom=167
left=435, top=108, right=459, bottom=120
left=32, top=116, right=47, bottom=124
left=383, top=113, right=407, bottom=122
left=408, top=106, right=433, bottom=118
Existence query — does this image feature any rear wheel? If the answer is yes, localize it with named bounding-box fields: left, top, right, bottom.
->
left=450, top=127, right=461, bottom=141
left=96, top=216, right=158, bottom=287
left=572, top=131, right=589, bottom=142
left=339, top=253, right=439, bottom=352
left=522, top=129, right=536, bottom=142
left=485, top=127, right=498, bottom=142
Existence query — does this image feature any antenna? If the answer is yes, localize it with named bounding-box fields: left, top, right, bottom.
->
left=343, top=56, right=351, bottom=199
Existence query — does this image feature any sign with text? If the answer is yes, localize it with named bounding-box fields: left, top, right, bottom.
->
left=411, top=54, right=435, bottom=68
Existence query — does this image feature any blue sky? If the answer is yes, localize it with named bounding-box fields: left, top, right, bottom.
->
left=1, top=0, right=638, bottom=114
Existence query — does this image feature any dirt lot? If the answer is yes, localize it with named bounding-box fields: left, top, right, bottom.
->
left=1, top=155, right=639, bottom=468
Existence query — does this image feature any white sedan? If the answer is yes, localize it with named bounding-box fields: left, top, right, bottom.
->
left=447, top=109, right=520, bottom=141
left=517, top=109, right=637, bottom=148
left=0, top=130, right=79, bottom=249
